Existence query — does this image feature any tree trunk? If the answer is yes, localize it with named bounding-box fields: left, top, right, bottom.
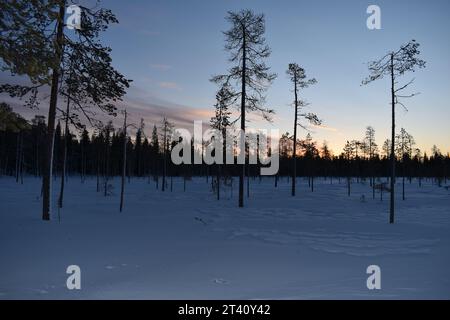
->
left=96, top=151, right=100, bottom=192
left=239, top=28, right=246, bottom=208
left=389, top=54, right=396, bottom=224
left=347, top=176, right=351, bottom=196
left=19, top=133, right=24, bottom=184
left=246, top=162, right=250, bottom=198
left=120, top=111, right=127, bottom=212
left=402, top=175, right=405, bottom=200
left=58, top=97, right=70, bottom=209
left=104, top=136, right=109, bottom=197
left=292, top=75, right=298, bottom=196
left=216, top=164, right=220, bottom=200
left=80, top=138, right=84, bottom=183
left=15, top=131, right=20, bottom=183
left=162, top=128, right=166, bottom=192
left=42, top=2, right=65, bottom=221
left=372, top=176, right=375, bottom=199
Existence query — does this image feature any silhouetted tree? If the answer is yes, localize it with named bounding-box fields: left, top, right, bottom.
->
left=0, top=1, right=130, bottom=221
left=119, top=110, right=132, bottom=212
left=363, top=126, right=378, bottom=198
left=210, top=84, right=233, bottom=200
left=212, top=9, right=276, bottom=207
left=286, top=63, right=320, bottom=196
left=160, top=118, right=174, bottom=192
left=343, top=141, right=355, bottom=196
left=395, top=128, right=414, bottom=200
left=363, top=40, right=425, bottom=223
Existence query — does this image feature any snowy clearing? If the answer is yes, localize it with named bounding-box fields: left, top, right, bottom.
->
left=0, top=176, right=449, bottom=299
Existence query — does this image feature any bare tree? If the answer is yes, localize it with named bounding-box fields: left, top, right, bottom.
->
left=363, top=40, right=425, bottom=223
left=286, top=63, right=320, bottom=196
left=212, top=9, right=276, bottom=207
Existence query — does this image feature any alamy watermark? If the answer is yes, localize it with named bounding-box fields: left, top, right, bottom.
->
left=66, top=5, right=82, bottom=30
left=170, top=121, right=279, bottom=176
left=366, top=5, right=381, bottom=30
left=366, top=265, right=381, bottom=290
left=66, top=265, right=81, bottom=290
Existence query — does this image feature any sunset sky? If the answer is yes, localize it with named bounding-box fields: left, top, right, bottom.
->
left=2, top=0, right=449, bottom=155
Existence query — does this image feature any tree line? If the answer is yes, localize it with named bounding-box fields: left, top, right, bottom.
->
left=1, top=103, right=448, bottom=189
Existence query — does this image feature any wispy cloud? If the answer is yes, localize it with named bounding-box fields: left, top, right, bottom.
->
left=150, top=64, right=172, bottom=71
left=311, top=123, right=338, bottom=132
left=159, top=81, right=181, bottom=90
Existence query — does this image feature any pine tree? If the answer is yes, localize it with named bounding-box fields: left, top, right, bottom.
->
left=363, top=40, right=425, bottom=223
left=212, top=9, right=276, bottom=207
left=210, top=84, right=233, bottom=200
left=286, top=63, right=320, bottom=196
left=343, top=141, right=355, bottom=196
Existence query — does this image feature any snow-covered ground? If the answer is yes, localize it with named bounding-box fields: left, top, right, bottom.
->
left=1, top=176, right=449, bottom=299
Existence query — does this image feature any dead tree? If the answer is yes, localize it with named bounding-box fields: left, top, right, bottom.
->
left=286, top=63, right=320, bottom=196
left=363, top=40, right=425, bottom=223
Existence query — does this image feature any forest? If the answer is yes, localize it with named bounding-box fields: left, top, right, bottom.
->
left=0, top=105, right=449, bottom=191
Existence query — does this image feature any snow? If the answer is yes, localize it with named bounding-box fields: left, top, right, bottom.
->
left=0, top=176, right=449, bottom=299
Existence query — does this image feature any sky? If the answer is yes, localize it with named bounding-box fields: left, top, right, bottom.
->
left=2, top=0, right=449, bottom=155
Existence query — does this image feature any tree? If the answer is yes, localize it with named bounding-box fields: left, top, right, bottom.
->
left=57, top=56, right=79, bottom=210
left=343, top=141, right=355, bottom=196
left=364, top=126, right=378, bottom=198
left=321, top=141, right=332, bottom=160
left=382, top=139, right=391, bottom=160
left=0, top=103, right=29, bottom=182
left=414, top=148, right=423, bottom=187
left=396, top=128, right=414, bottom=200
left=80, top=128, right=90, bottom=182
left=212, top=9, right=276, bottom=207
left=160, top=118, right=174, bottom=192
left=210, top=84, right=233, bottom=200
left=102, top=121, right=114, bottom=196
left=0, top=103, right=29, bottom=132
left=30, top=115, right=47, bottom=177
left=320, top=141, right=333, bottom=183
left=120, top=110, right=131, bottom=212
left=135, top=119, right=145, bottom=177
left=300, top=133, right=319, bottom=192
left=57, top=93, right=72, bottom=210
left=0, top=1, right=131, bottom=221
left=362, top=40, right=425, bottom=223
left=0, top=1, right=55, bottom=91
left=150, top=125, right=160, bottom=185
left=286, top=63, right=320, bottom=196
